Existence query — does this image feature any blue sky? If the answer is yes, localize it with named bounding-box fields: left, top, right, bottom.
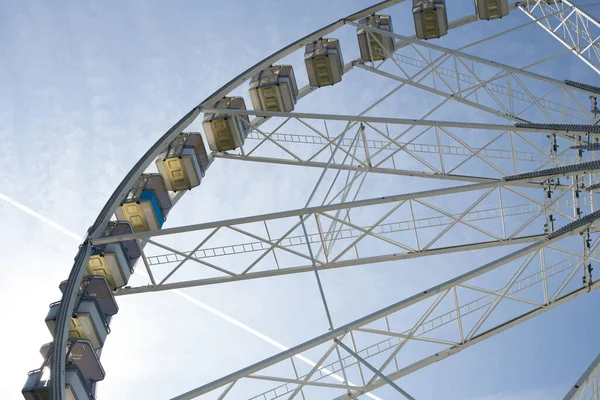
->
left=2, top=0, right=600, bottom=399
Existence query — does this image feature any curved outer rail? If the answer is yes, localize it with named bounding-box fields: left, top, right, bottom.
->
left=50, top=107, right=200, bottom=400
left=46, top=1, right=565, bottom=398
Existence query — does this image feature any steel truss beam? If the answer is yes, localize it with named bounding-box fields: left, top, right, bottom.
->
left=206, top=108, right=599, bottom=182
left=214, top=153, right=559, bottom=186
left=141, top=196, right=600, bottom=274
left=519, top=0, right=600, bottom=76
left=353, top=61, right=589, bottom=129
left=101, top=163, right=593, bottom=249
left=342, top=20, right=596, bottom=128
left=205, top=110, right=599, bottom=172
left=112, top=171, right=594, bottom=297
left=171, top=210, right=600, bottom=400
left=97, top=174, right=561, bottom=245
left=214, top=153, right=599, bottom=191
left=243, top=129, right=577, bottom=164
left=203, top=109, right=596, bottom=134
left=143, top=200, right=584, bottom=267
left=564, top=353, right=600, bottom=400
left=119, top=235, right=544, bottom=295
left=248, top=249, right=594, bottom=400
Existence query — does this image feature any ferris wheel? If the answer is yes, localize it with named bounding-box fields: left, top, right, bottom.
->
left=20, top=0, right=600, bottom=399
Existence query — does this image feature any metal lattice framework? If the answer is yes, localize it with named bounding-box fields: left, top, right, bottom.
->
left=564, top=353, right=600, bottom=400
left=520, top=0, right=600, bottom=75
left=40, top=1, right=600, bottom=399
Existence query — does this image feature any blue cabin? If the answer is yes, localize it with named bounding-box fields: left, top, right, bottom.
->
left=115, top=174, right=172, bottom=232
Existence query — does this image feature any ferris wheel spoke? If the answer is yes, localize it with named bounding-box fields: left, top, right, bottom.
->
left=356, top=60, right=592, bottom=126
left=218, top=111, right=600, bottom=182
left=99, top=160, right=600, bottom=248
left=117, top=236, right=546, bottom=295
left=347, top=18, right=594, bottom=93
left=113, top=174, right=600, bottom=295
left=519, top=1, right=600, bottom=76
left=206, top=108, right=599, bottom=135
left=217, top=150, right=591, bottom=188
left=140, top=202, right=563, bottom=267
left=346, top=21, right=596, bottom=123
left=171, top=213, right=600, bottom=400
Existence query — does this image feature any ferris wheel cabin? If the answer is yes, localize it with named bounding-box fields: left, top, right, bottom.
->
left=156, top=132, right=210, bottom=191
left=304, top=38, right=345, bottom=87
left=45, top=297, right=109, bottom=351
left=45, top=277, right=117, bottom=351
left=23, top=339, right=104, bottom=400
left=23, top=365, right=94, bottom=400
left=357, top=14, right=395, bottom=61
left=87, top=221, right=139, bottom=290
left=475, top=0, right=510, bottom=20
left=203, top=96, right=250, bottom=152
left=59, top=276, right=119, bottom=321
left=115, top=174, right=172, bottom=232
left=249, top=65, right=299, bottom=113
left=412, top=0, right=448, bottom=40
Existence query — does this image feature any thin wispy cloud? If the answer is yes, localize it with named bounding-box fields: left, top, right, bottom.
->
left=0, top=191, right=83, bottom=242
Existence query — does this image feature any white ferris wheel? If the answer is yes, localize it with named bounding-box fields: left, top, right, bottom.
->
left=20, top=0, right=600, bottom=399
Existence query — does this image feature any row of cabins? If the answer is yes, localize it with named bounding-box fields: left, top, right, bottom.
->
left=23, top=1, right=519, bottom=398
left=203, top=0, right=516, bottom=153
left=22, top=133, right=211, bottom=399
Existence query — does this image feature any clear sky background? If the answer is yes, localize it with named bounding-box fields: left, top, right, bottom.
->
left=2, top=0, right=600, bottom=399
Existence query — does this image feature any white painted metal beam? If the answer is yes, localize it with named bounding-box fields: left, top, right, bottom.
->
left=519, top=0, right=600, bottom=76
left=116, top=234, right=545, bottom=296
left=201, top=108, right=595, bottom=133
left=344, top=19, right=598, bottom=94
